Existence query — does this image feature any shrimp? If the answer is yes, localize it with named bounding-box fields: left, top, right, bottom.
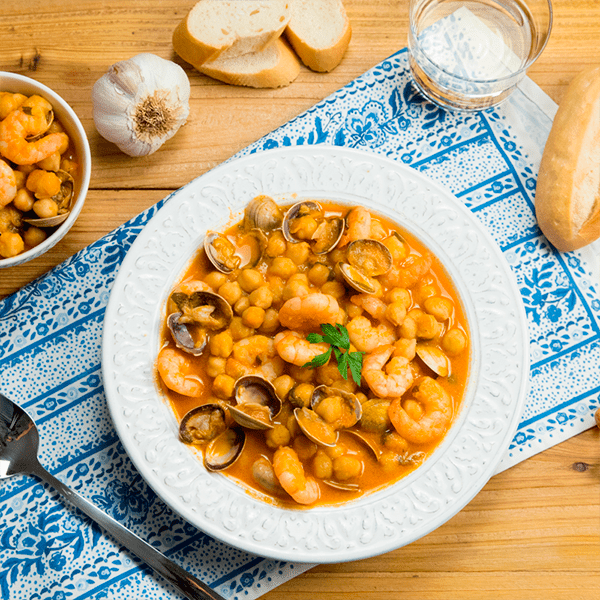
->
left=362, top=344, right=414, bottom=398
left=272, top=446, right=320, bottom=505
left=156, top=347, right=204, bottom=397
left=382, top=254, right=433, bottom=289
left=226, top=356, right=285, bottom=381
left=226, top=335, right=285, bottom=380
left=388, top=376, right=453, bottom=444
left=274, top=330, right=330, bottom=366
left=339, top=206, right=371, bottom=247
left=0, top=159, right=17, bottom=208
left=0, top=98, right=69, bottom=165
left=0, top=92, right=27, bottom=120
left=278, top=293, right=340, bottom=331
left=350, top=294, right=388, bottom=321
left=346, top=315, right=396, bottom=353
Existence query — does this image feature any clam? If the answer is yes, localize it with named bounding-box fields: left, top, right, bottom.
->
left=346, top=239, right=393, bottom=277
left=244, top=195, right=283, bottom=231
left=416, top=344, right=451, bottom=377
left=24, top=104, right=54, bottom=141
left=179, top=403, right=228, bottom=445
left=23, top=170, right=76, bottom=228
left=345, top=429, right=384, bottom=460
left=322, top=479, right=360, bottom=492
left=252, top=456, right=286, bottom=495
left=339, top=262, right=378, bottom=294
left=311, top=385, right=362, bottom=430
left=283, top=200, right=344, bottom=254
left=294, top=407, right=338, bottom=447
left=282, top=200, right=322, bottom=243
left=204, top=427, right=246, bottom=472
left=311, top=216, right=344, bottom=255
left=168, top=290, right=233, bottom=355
left=204, top=229, right=267, bottom=273
left=229, top=375, right=282, bottom=430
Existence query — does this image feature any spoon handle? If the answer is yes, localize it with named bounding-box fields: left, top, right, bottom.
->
left=30, top=460, right=225, bottom=600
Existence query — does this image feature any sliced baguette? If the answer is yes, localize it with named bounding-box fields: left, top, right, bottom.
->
left=197, top=37, right=300, bottom=88
left=173, top=0, right=291, bottom=67
left=535, top=66, right=600, bottom=252
left=284, top=0, right=351, bottom=72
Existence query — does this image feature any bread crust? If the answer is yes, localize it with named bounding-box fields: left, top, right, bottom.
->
left=197, top=38, right=300, bottom=88
left=535, top=66, right=600, bottom=252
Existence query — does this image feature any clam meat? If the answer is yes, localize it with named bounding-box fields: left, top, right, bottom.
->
left=294, top=407, right=338, bottom=447
left=229, top=375, right=282, bottom=429
left=416, top=344, right=451, bottom=377
left=179, top=403, right=228, bottom=445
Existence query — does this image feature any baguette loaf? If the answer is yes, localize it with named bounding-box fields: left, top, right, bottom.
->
left=197, top=37, right=300, bottom=88
left=284, top=0, right=351, bottom=72
left=173, top=0, right=290, bottom=67
left=535, top=66, right=600, bottom=252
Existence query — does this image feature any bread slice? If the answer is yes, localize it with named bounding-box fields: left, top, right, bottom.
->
left=197, top=37, right=300, bottom=88
left=284, top=0, right=351, bottom=72
left=173, top=0, right=291, bottom=67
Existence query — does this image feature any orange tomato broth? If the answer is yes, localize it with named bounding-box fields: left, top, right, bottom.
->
left=157, top=200, right=470, bottom=508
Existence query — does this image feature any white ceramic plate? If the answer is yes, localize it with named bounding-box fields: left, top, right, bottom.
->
left=102, top=146, right=528, bottom=563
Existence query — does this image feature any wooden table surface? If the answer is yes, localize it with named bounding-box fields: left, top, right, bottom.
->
left=1, top=1, right=599, bottom=598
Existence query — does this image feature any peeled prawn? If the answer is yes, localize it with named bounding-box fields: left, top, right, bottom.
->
left=346, top=315, right=396, bottom=353
left=350, top=294, right=388, bottom=321
left=274, top=330, right=330, bottom=367
left=156, top=347, right=204, bottom=397
left=339, top=206, right=371, bottom=247
left=273, top=446, right=320, bottom=505
left=382, top=254, right=433, bottom=289
left=0, top=100, right=68, bottom=165
left=362, top=344, right=414, bottom=398
left=0, top=159, right=17, bottom=208
left=227, top=335, right=285, bottom=380
left=278, top=293, right=340, bottom=331
left=389, top=376, right=453, bottom=444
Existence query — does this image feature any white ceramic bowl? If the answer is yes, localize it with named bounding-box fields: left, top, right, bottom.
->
left=0, top=72, right=91, bottom=269
left=102, top=146, right=529, bottom=563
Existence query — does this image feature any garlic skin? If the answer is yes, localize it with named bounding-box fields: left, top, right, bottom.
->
left=92, top=53, right=190, bottom=157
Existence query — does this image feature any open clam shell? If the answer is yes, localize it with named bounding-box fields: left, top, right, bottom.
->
left=204, top=427, right=246, bottom=472
left=204, top=229, right=267, bottom=273
left=244, top=195, right=283, bottom=232
left=23, top=170, right=75, bottom=228
left=311, top=385, right=362, bottom=430
left=282, top=200, right=322, bottom=243
left=230, top=375, right=282, bottom=430
left=339, top=262, right=377, bottom=294
left=346, top=239, right=393, bottom=277
left=345, top=429, right=384, bottom=460
left=24, top=105, right=54, bottom=141
left=311, top=216, right=344, bottom=254
left=294, top=407, right=338, bottom=447
left=416, top=344, right=451, bottom=377
left=167, top=313, right=208, bottom=356
left=252, top=456, right=286, bottom=495
left=179, top=403, right=228, bottom=445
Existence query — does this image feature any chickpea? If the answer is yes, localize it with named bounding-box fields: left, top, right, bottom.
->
left=268, top=256, right=297, bottom=279
left=265, top=424, right=291, bottom=449
left=17, top=164, right=35, bottom=175
left=12, top=188, right=35, bottom=212
left=288, top=364, right=314, bottom=383
left=259, top=307, right=279, bottom=333
left=0, top=232, right=25, bottom=258
left=32, top=198, right=58, bottom=219
left=416, top=284, right=438, bottom=303
left=47, top=120, right=65, bottom=134
left=218, top=280, right=243, bottom=305
left=13, top=170, right=26, bottom=189
left=266, top=230, right=287, bottom=257
left=308, top=262, right=330, bottom=286
left=282, top=279, right=309, bottom=301
left=204, top=271, right=228, bottom=290
left=324, top=443, right=346, bottom=460
left=286, top=414, right=301, bottom=438
left=285, top=241, right=311, bottom=265
left=384, top=432, right=409, bottom=453
left=330, top=379, right=357, bottom=394
left=238, top=268, right=264, bottom=293
left=321, top=280, right=346, bottom=299
left=60, top=158, right=78, bottom=176
left=333, top=456, right=363, bottom=481
left=234, top=295, right=251, bottom=315
left=441, top=327, right=467, bottom=356
left=289, top=383, right=314, bottom=408
left=27, top=170, right=61, bottom=198
left=293, top=435, right=317, bottom=461
left=316, top=363, right=343, bottom=386
left=312, top=450, right=333, bottom=479
left=315, top=396, right=344, bottom=424
left=249, top=285, right=273, bottom=309
left=228, top=316, right=254, bottom=340
left=209, top=330, right=233, bottom=358
left=399, top=315, right=417, bottom=339
left=206, top=356, right=227, bottom=378
left=273, top=374, right=295, bottom=400
left=23, top=226, right=47, bottom=248
left=383, top=234, right=408, bottom=262
left=393, top=338, right=416, bottom=360
left=242, top=306, right=265, bottom=329
left=212, top=374, right=235, bottom=399
left=289, top=215, right=318, bottom=240
left=424, top=296, right=454, bottom=321
left=416, top=313, right=442, bottom=340
left=36, top=151, right=61, bottom=172
left=402, top=399, right=424, bottom=421
left=386, top=287, right=411, bottom=308
left=385, top=301, right=406, bottom=326
left=355, top=392, right=368, bottom=404
left=266, top=275, right=285, bottom=304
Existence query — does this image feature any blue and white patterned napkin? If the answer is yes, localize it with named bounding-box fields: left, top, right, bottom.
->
left=1, top=49, right=599, bottom=600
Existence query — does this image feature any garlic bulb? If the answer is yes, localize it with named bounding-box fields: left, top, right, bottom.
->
left=92, top=53, right=190, bottom=157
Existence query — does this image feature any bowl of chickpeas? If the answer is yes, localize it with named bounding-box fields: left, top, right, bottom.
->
left=0, top=72, right=91, bottom=268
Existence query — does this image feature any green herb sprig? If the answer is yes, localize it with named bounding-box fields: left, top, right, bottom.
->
left=302, top=323, right=364, bottom=386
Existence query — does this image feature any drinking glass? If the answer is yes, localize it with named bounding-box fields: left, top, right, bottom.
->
left=407, top=0, right=553, bottom=111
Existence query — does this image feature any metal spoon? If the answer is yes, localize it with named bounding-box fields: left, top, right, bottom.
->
left=0, top=393, right=224, bottom=600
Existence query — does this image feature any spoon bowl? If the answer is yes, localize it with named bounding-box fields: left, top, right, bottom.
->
left=0, top=393, right=223, bottom=600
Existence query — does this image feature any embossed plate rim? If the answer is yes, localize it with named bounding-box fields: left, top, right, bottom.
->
left=102, top=145, right=529, bottom=563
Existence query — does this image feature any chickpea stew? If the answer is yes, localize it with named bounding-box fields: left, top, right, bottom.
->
left=157, top=196, right=470, bottom=508
left=0, top=92, right=79, bottom=259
